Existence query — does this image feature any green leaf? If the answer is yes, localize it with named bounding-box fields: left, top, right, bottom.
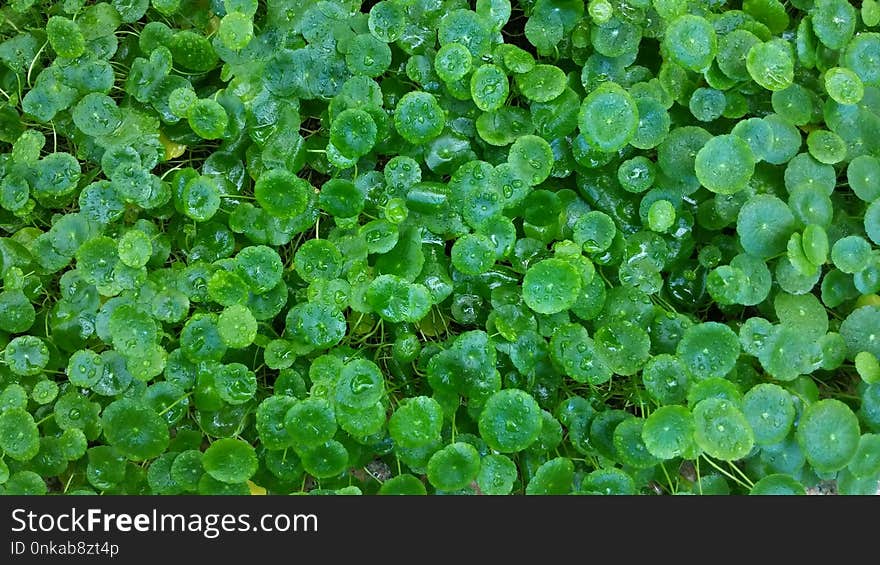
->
left=478, top=389, right=543, bottom=453
left=0, top=408, right=40, bottom=461
left=101, top=399, right=169, bottom=461
left=525, top=457, right=574, bottom=494
left=202, top=438, right=258, bottom=484
left=796, top=398, right=860, bottom=473
left=427, top=442, right=481, bottom=491
left=693, top=398, right=755, bottom=461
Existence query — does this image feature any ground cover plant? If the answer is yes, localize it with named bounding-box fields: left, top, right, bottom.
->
left=0, top=0, right=879, bottom=496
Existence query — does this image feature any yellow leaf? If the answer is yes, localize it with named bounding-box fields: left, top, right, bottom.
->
left=856, top=294, right=880, bottom=309
left=247, top=480, right=267, bottom=495
left=207, top=15, right=221, bottom=35
left=160, top=132, right=187, bottom=160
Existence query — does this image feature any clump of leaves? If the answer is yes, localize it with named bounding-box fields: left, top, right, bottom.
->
left=0, top=0, right=878, bottom=497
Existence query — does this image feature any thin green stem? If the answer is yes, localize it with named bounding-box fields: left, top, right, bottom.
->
left=701, top=455, right=751, bottom=491
left=3, top=17, right=21, bottom=33
left=363, top=466, right=385, bottom=485
left=35, top=414, right=54, bottom=426
left=27, top=40, right=48, bottom=89
left=158, top=393, right=192, bottom=416
left=659, top=462, right=675, bottom=495
left=451, top=408, right=457, bottom=444
left=63, top=473, right=75, bottom=493
left=727, top=460, right=755, bottom=488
